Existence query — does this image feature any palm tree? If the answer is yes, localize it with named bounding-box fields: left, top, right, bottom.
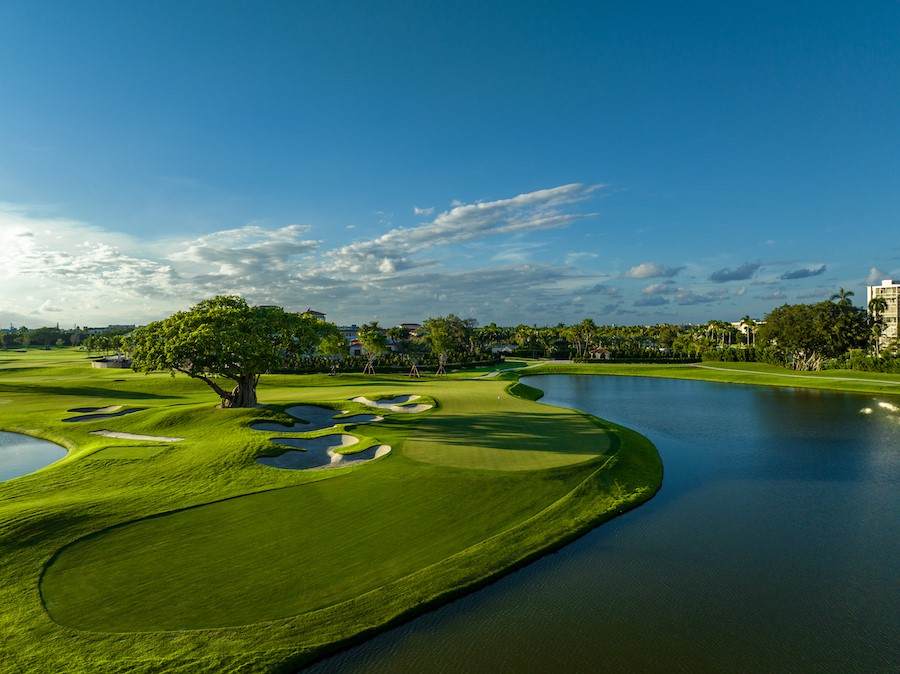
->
left=740, top=316, right=756, bottom=347
left=830, top=287, right=855, bottom=307
left=868, top=296, right=889, bottom=357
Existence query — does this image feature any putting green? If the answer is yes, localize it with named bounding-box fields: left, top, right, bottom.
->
left=403, top=382, right=611, bottom=470
left=40, top=461, right=588, bottom=631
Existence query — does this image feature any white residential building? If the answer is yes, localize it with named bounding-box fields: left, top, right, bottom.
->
left=867, top=279, right=900, bottom=350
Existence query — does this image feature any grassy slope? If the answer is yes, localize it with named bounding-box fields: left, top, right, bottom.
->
left=0, top=349, right=661, bottom=673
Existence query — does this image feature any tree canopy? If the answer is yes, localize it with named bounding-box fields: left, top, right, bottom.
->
left=422, top=314, right=472, bottom=361
left=357, top=321, right=388, bottom=374
left=756, top=298, right=868, bottom=370
left=130, top=295, right=334, bottom=407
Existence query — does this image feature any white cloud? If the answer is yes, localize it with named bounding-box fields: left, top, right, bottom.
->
left=321, top=183, right=601, bottom=276
left=673, top=287, right=729, bottom=305
left=643, top=281, right=677, bottom=295
left=866, top=267, right=891, bottom=285
left=565, top=251, right=598, bottom=265
left=413, top=206, right=434, bottom=216
left=169, top=225, right=319, bottom=266
left=491, top=242, right=547, bottom=264
left=759, top=289, right=787, bottom=301
left=622, top=262, right=683, bottom=279
left=637, top=279, right=728, bottom=306
left=635, top=295, right=669, bottom=307
left=0, top=185, right=782, bottom=327
left=39, top=300, right=64, bottom=313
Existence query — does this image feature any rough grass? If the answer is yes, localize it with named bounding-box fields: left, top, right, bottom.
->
left=0, top=348, right=661, bottom=673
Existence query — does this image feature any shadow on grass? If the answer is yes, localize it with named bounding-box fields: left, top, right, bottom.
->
left=0, top=383, right=177, bottom=400
left=414, top=410, right=615, bottom=454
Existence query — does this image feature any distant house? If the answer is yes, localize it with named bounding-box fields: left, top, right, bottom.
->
left=590, top=348, right=611, bottom=360
left=398, top=322, right=421, bottom=335
left=84, top=324, right=135, bottom=335
left=91, top=355, right=132, bottom=369
left=338, top=325, right=359, bottom=341
left=300, top=308, right=326, bottom=321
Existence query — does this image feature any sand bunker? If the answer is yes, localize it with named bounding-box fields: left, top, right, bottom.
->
left=257, top=434, right=391, bottom=470
left=91, top=430, right=184, bottom=442
left=351, top=395, right=433, bottom=413
left=877, top=401, right=899, bottom=412
left=68, top=405, right=123, bottom=414
left=64, top=408, right=144, bottom=422
left=251, top=405, right=382, bottom=432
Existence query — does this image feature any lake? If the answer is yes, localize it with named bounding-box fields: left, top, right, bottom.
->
left=0, top=431, right=66, bottom=482
left=305, top=375, right=899, bottom=673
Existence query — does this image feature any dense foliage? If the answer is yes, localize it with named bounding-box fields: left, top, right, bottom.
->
left=755, top=300, right=868, bottom=370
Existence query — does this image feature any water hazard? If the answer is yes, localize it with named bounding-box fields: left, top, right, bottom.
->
left=303, top=375, right=900, bottom=673
left=0, top=431, right=66, bottom=482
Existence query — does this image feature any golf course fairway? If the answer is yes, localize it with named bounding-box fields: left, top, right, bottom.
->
left=0, top=349, right=661, bottom=672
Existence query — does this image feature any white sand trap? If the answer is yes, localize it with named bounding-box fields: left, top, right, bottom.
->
left=351, top=395, right=433, bottom=413
left=258, top=435, right=391, bottom=470
left=877, top=401, right=899, bottom=412
left=64, top=408, right=144, bottom=423
left=91, top=430, right=184, bottom=442
left=251, top=405, right=382, bottom=432
left=860, top=408, right=873, bottom=414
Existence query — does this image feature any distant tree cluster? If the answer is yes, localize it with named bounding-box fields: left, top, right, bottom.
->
left=13, top=286, right=896, bottom=407
left=754, top=291, right=868, bottom=370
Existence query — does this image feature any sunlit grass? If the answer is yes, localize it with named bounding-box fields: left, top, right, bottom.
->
left=0, top=348, right=660, bottom=673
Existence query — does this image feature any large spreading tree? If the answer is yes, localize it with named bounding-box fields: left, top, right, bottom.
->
left=130, top=295, right=335, bottom=408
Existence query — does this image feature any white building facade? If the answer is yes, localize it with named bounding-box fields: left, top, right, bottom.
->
left=867, top=279, right=900, bottom=351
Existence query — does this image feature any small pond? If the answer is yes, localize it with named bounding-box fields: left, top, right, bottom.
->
left=0, top=431, right=66, bottom=482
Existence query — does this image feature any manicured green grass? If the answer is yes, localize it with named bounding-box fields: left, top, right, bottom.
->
left=42, top=459, right=586, bottom=631
left=0, top=348, right=660, bottom=673
left=402, top=379, right=609, bottom=470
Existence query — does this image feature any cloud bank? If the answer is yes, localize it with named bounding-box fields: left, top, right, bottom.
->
left=0, top=187, right=875, bottom=328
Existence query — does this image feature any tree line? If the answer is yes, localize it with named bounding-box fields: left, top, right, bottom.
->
left=0, top=325, right=132, bottom=353
left=6, top=289, right=897, bottom=407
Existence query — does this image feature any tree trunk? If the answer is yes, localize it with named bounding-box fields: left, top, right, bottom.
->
left=363, top=355, right=376, bottom=375
left=222, top=374, right=258, bottom=408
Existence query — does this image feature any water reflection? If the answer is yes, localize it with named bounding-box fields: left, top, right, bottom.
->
left=0, top=431, right=66, bottom=482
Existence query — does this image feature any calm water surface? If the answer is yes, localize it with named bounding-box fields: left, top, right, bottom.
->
left=0, top=431, right=66, bottom=482
left=304, top=376, right=899, bottom=673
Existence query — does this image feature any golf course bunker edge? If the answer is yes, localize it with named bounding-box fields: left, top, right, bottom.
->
left=258, top=434, right=391, bottom=470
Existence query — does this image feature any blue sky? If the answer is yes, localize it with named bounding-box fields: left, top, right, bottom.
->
left=1, top=1, right=897, bottom=328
